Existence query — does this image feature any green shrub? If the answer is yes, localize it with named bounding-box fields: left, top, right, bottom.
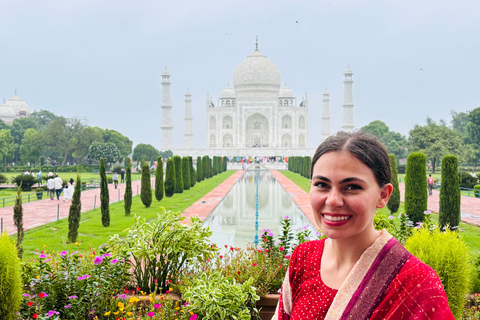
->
left=68, top=176, right=82, bottom=243
left=189, top=157, right=196, bottom=188
left=35, top=187, right=45, bottom=200
left=303, top=156, right=311, bottom=178
left=405, top=228, right=472, bottom=319
left=99, top=158, right=110, bottom=227
left=141, top=162, right=152, bottom=208
left=439, top=155, right=460, bottom=230
left=165, top=158, right=175, bottom=197
left=124, top=158, right=132, bottom=215
left=387, top=154, right=400, bottom=214
left=173, top=156, right=183, bottom=193
left=13, top=186, right=23, bottom=259
left=196, top=156, right=203, bottom=182
left=11, top=174, right=37, bottom=191
left=0, top=174, right=7, bottom=184
left=474, top=184, right=480, bottom=198
left=405, top=152, right=427, bottom=225
left=155, top=156, right=164, bottom=202
left=458, top=171, right=478, bottom=189
left=182, top=157, right=191, bottom=190
left=0, top=232, right=22, bottom=319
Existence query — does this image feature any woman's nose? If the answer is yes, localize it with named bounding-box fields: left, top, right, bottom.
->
left=325, top=188, right=344, bottom=208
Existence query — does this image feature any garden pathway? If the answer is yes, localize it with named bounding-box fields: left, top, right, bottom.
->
left=0, top=178, right=149, bottom=235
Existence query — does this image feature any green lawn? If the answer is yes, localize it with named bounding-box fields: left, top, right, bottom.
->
left=18, top=171, right=235, bottom=260
left=280, top=171, right=480, bottom=255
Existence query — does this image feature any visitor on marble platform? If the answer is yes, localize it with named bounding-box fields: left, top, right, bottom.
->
left=273, top=131, right=453, bottom=320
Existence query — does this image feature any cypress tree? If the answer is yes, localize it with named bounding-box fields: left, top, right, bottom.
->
left=387, top=154, right=400, bottom=214
left=0, top=232, right=23, bottom=319
left=124, top=158, right=132, bottom=215
left=189, top=157, right=196, bottom=187
left=99, top=158, right=110, bottom=227
left=223, top=156, right=228, bottom=172
left=303, top=156, right=311, bottom=178
left=141, top=162, right=152, bottom=207
left=13, top=186, right=23, bottom=259
left=165, top=158, right=175, bottom=197
left=439, top=155, right=461, bottom=230
left=155, top=156, right=164, bottom=201
left=182, top=157, right=191, bottom=190
left=68, top=175, right=82, bottom=243
left=405, top=152, right=428, bottom=224
left=196, top=156, right=203, bottom=182
left=173, top=156, right=183, bottom=193
left=202, top=155, right=208, bottom=180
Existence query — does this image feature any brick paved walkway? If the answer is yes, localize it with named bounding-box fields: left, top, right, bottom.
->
left=0, top=178, right=149, bottom=235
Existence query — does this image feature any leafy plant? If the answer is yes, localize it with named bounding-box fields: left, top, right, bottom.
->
left=474, top=184, right=480, bottom=198
left=404, top=152, right=428, bottom=224
left=108, top=210, right=215, bottom=294
left=0, top=232, right=22, bottom=320
left=11, top=174, right=37, bottom=191
left=439, top=155, right=461, bottom=230
left=405, top=227, right=472, bottom=319
left=387, top=154, right=400, bottom=214
left=183, top=272, right=259, bottom=320
left=0, top=173, right=8, bottom=184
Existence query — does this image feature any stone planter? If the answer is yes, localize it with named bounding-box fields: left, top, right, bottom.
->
left=257, top=293, right=280, bottom=320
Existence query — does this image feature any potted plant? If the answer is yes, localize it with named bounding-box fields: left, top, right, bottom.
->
left=35, top=187, right=45, bottom=200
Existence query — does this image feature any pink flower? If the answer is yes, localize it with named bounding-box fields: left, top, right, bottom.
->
left=279, top=247, right=284, bottom=251
left=252, top=263, right=257, bottom=266
left=111, top=259, right=119, bottom=264
left=190, top=315, right=198, bottom=320
left=147, top=312, right=155, bottom=317
left=47, top=310, right=59, bottom=317
left=39, top=293, right=48, bottom=298
left=154, top=304, right=161, bottom=309
left=60, top=251, right=68, bottom=256
left=94, top=256, right=103, bottom=265
left=39, top=254, right=47, bottom=258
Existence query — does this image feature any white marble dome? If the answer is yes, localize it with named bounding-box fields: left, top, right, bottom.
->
left=279, top=85, right=294, bottom=98
left=5, top=93, right=31, bottom=116
left=220, top=86, right=236, bottom=99
left=233, top=49, right=281, bottom=99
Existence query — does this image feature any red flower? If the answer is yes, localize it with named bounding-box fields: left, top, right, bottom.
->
left=224, top=245, right=228, bottom=248
left=219, top=255, right=223, bottom=259
left=136, top=287, right=141, bottom=291
left=279, top=247, right=284, bottom=251
left=237, top=271, right=241, bottom=275
left=33, top=314, right=38, bottom=319
left=475, top=293, right=479, bottom=297
left=252, top=263, right=257, bottom=266
left=28, top=301, right=33, bottom=307
left=38, top=293, right=46, bottom=298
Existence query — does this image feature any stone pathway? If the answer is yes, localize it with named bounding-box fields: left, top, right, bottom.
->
left=0, top=178, right=148, bottom=235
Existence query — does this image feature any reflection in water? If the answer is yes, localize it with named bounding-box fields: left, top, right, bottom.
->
left=203, top=170, right=315, bottom=248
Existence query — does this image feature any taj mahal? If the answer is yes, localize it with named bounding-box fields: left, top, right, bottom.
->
left=162, top=41, right=355, bottom=158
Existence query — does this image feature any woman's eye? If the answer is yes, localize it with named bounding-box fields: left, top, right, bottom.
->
left=314, top=181, right=329, bottom=189
left=346, top=184, right=362, bottom=191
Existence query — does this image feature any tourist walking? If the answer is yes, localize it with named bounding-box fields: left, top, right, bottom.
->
left=120, top=169, right=125, bottom=183
left=53, top=175, right=63, bottom=200
left=427, top=174, right=434, bottom=196
left=64, top=178, right=75, bottom=201
left=113, top=172, right=118, bottom=189
left=273, top=131, right=453, bottom=319
left=47, top=176, right=55, bottom=200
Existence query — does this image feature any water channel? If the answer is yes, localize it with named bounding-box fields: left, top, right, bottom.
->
left=202, top=169, right=316, bottom=248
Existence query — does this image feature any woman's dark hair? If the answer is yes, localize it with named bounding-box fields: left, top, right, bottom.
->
left=69, top=178, right=74, bottom=184
left=310, top=131, right=391, bottom=187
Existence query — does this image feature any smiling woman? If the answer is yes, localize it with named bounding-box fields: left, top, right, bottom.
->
left=272, top=131, right=454, bottom=320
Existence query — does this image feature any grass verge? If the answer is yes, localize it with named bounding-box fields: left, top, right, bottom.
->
left=20, top=171, right=236, bottom=260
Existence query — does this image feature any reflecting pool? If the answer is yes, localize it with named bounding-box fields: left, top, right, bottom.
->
left=203, top=169, right=316, bottom=248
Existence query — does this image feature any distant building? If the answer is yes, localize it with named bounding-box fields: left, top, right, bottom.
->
left=0, top=90, right=32, bottom=124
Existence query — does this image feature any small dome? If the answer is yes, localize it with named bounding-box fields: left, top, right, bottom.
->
left=220, top=86, right=236, bottom=99
left=278, top=86, right=294, bottom=98
left=344, top=67, right=353, bottom=75
left=323, top=89, right=329, bottom=95
left=162, top=69, right=170, bottom=76
left=233, top=49, right=281, bottom=99
left=5, top=93, right=31, bottom=116
left=185, top=89, right=191, bottom=96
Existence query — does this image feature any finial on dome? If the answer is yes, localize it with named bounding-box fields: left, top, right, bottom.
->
left=15, top=89, right=17, bottom=95
left=227, top=82, right=229, bottom=87
left=255, top=36, right=258, bottom=50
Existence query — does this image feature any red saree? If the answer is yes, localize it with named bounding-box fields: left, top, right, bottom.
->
left=273, top=230, right=454, bottom=320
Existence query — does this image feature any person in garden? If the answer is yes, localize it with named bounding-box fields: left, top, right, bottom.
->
left=113, top=171, right=119, bottom=189
left=427, top=174, right=434, bottom=196
left=47, top=176, right=55, bottom=200
left=53, top=174, right=63, bottom=200
left=272, top=131, right=453, bottom=319
left=120, top=168, right=125, bottom=183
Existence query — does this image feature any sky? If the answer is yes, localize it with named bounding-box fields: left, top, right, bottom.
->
left=1, top=0, right=479, bottom=150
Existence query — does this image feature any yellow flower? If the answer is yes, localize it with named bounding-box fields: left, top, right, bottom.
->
left=119, top=307, right=124, bottom=312
left=128, top=297, right=140, bottom=303
left=149, top=297, right=153, bottom=302
left=127, top=312, right=132, bottom=316
left=36, top=275, right=40, bottom=279
left=104, top=311, right=111, bottom=316
left=75, top=242, right=79, bottom=246
left=118, top=302, right=124, bottom=308
left=114, top=311, right=119, bottom=315
left=175, top=307, right=180, bottom=311
left=43, top=244, right=46, bottom=248
left=190, top=311, right=194, bottom=315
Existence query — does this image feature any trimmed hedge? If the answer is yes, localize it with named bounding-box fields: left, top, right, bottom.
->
left=182, top=157, right=191, bottom=191
left=173, top=156, right=183, bottom=193
left=474, top=184, right=480, bottom=198
left=196, top=156, right=203, bottom=182
left=155, top=156, right=164, bottom=202
left=165, top=158, right=175, bottom=197
left=404, top=152, right=427, bottom=225
left=141, top=162, right=152, bottom=208
left=387, top=154, right=400, bottom=214
left=439, top=155, right=460, bottom=230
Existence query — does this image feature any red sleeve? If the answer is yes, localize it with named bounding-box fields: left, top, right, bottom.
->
left=370, top=256, right=454, bottom=320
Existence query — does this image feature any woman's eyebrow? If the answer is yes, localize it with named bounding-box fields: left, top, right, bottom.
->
left=312, top=176, right=366, bottom=184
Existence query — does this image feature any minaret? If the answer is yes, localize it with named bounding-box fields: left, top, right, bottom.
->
left=341, top=67, right=354, bottom=132
left=321, top=89, right=331, bottom=140
left=184, top=90, right=193, bottom=149
left=161, top=68, right=173, bottom=150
